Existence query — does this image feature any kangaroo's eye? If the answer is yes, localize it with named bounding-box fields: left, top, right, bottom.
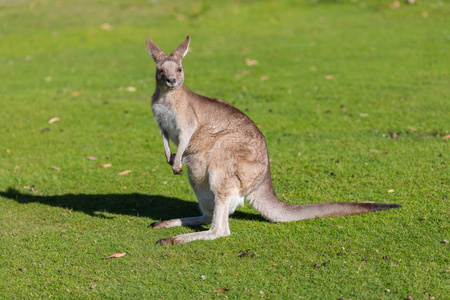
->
left=177, top=68, right=183, bottom=73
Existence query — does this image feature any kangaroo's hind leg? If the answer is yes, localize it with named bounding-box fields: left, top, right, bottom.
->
left=155, top=187, right=236, bottom=245
left=155, top=162, right=241, bottom=245
left=149, top=215, right=210, bottom=229
left=149, top=162, right=214, bottom=228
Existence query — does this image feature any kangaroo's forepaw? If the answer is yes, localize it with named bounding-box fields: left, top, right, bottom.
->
left=156, top=237, right=176, bottom=245
left=172, top=166, right=182, bottom=175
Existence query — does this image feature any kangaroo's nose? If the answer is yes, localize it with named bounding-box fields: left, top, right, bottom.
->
left=166, top=78, right=176, bottom=85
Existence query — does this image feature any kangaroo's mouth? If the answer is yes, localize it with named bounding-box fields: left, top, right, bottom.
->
left=159, top=81, right=178, bottom=90
left=165, top=82, right=177, bottom=88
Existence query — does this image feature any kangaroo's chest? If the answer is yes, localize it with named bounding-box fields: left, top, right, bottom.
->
left=152, top=100, right=181, bottom=146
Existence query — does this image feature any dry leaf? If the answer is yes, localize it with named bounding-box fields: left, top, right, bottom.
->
left=325, top=75, right=334, bottom=80
left=260, top=76, right=269, bottom=81
left=48, top=117, right=60, bottom=124
left=389, top=131, right=398, bottom=139
left=118, top=170, right=132, bottom=175
left=101, top=23, right=112, bottom=30
left=45, top=76, right=52, bottom=82
left=176, top=14, right=186, bottom=21
left=213, top=288, right=229, bottom=293
left=51, top=166, right=61, bottom=172
left=98, top=163, right=112, bottom=168
left=104, top=252, right=126, bottom=259
left=442, top=135, right=450, bottom=140
left=387, top=189, right=395, bottom=193
left=359, top=113, right=369, bottom=117
left=245, top=58, right=258, bottom=66
left=125, top=86, right=137, bottom=92
left=389, top=1, right=400, bottom=9
left=408, top=126, right=417, bottom=132
left=72, top=91, right=81, bottom=97
left=86, top=157, right=98, bottom=161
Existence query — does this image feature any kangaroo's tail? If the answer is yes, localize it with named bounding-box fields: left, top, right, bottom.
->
left=248, top=172, right=401, bottom=222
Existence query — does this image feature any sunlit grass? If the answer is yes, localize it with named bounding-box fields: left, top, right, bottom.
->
left=0, top=0, right=448, bottom=298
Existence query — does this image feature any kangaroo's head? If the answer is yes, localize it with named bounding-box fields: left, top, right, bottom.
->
left=146, top=36, right=190, bottom=91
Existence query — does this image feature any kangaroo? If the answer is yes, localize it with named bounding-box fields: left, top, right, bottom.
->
left=146, top=36, right=401, bottom=245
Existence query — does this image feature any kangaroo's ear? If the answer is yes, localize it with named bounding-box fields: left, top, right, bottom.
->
left=170, top=36, right=190, bottom=61
left=146, top=38, right=168, bottom=62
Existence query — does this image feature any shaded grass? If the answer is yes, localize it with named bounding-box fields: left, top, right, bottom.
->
left=0, top=0, right=449, bottom=298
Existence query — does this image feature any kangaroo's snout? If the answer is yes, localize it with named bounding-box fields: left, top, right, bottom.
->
left=166, top=77, right=176, bottom=86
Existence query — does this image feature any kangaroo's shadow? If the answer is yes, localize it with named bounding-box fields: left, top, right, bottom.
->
left=0, top=188, right=264, bottom=223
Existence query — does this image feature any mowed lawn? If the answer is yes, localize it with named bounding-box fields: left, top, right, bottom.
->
left=0, top=0, right=448, bottom=298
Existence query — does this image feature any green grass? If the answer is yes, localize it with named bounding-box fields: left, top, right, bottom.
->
left=1, top=0, right=449, bottom=298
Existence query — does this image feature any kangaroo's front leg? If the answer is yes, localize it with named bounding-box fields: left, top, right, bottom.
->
left=171, top=126, right=195, bottom=175
left=171, top=140, right=185, bottom=175
left=160, top=130, right=174, bottom=166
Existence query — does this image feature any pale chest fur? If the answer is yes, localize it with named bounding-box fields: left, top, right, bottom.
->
left=152, top=97, right=181, bottom=146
